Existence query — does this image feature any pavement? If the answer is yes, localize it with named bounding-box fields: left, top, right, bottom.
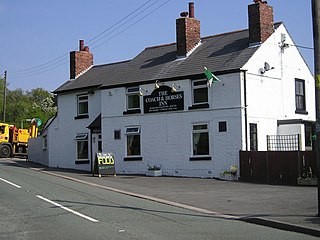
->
left=5, top=158, right=320, bottom=237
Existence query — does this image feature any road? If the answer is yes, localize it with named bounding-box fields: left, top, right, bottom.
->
left=0, top=160, right=318, bottom=240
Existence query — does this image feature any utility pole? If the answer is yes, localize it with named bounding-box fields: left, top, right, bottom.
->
left=312, top=0, right=320, bottom=216
left=2, top=70, right=7, bottom=123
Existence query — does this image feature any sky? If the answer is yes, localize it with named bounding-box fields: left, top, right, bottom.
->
left=0, top=0, right=314, bottom=92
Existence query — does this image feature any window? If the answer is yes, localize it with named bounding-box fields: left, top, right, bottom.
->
left=114, top=129, right=121, bottom=140
left=249, top=123, right=258, bottom=151
left=219, top=121, right=227, bottom=132
left=77, top=94, right=88, bottom=116
left=305, top=124, right=312, bottom=150
left=126, top=126, right=141, bottom=156
left=75, top=133, right=88, bottom=160
left=295, top=79, right=306, bottom=113
left=192, top=80, right=208, bottom=105
left=43, top=135, right=47, bottom=150
left=98, top=134, right=102, bottom=153
left=192, top=124, right=209, bottom=156
left=126, top=87, right=140, bottom=110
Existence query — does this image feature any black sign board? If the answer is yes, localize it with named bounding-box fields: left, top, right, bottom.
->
left=143, top=85, right=184, bottom=113
left=94, top=153, right=116, bottom=177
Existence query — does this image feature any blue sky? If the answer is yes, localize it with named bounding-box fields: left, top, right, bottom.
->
left=0, top=0, right=314, bottom=91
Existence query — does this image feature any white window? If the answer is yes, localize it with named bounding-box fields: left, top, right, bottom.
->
left=126, top=126, right=141, bottom=156
left=192, top=124, right=209, bottom=156
left=126, top=87, right=140, bottom=110
left=192, top=80, right=208, bottom=105
left=42, top=135, right=47, bottom=150
left=77, top=94, right=88, bottom=116
left=75, top=133, right=88, bottom=160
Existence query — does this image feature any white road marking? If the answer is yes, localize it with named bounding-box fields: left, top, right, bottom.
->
left=36, top=195, right=99, bottom=223
left=0, top=177, right=22, bottom=189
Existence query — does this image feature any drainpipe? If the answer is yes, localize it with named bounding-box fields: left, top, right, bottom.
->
left=242, top=70, right=249, bottom=151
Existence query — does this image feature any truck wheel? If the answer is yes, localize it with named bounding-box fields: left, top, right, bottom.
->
left=0, top=145, right=11, bottom=158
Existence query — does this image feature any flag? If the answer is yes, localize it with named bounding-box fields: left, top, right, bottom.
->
left=204, top=67, right=221, bottom=87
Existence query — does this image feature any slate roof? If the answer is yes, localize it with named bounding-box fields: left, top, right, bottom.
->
left=54, top=23, right=282, bottom=93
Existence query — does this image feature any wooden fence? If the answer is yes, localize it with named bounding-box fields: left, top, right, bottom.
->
left=239, top=150, right=317, bottom=185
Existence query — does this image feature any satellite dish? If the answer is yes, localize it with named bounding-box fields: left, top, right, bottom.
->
left=264, top=62, right=271, bottom=71
left=259, top=68, right=265, bottom=74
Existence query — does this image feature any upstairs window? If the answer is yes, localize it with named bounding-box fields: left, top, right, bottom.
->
left=192, top=80, right=208, bottom=105
left=295, top=79, right=306, bottom=113
left=126, top=87, right=140, bottom=111
left=77, top=94, right=88, bottom=116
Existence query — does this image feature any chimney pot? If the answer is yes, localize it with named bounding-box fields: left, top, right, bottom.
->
left=84, top=46, right=90, bottom=52
left=79, top=40, right=84, bottom=51
left=189, top=2, right=195, bottom=18
left=180, top=12, right=188, bottom=17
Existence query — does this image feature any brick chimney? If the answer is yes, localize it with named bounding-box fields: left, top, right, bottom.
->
left=248, top=0, right=274, bottom=45
left=70, top=40, right=93, bottom=79
left=176, top=2, right=201, bottom=57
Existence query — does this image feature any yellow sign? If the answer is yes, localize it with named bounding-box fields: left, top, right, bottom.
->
left=98, top=155, right=114, bottom=165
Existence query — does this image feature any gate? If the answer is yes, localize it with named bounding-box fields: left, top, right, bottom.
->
left=239, top=151, right=316, bottom=185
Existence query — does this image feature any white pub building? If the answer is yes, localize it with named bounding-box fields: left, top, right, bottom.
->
left=29, top=1, right=315, bottom=179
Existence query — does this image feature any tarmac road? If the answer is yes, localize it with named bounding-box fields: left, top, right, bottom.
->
left=1, top=158, right=319, bottom=239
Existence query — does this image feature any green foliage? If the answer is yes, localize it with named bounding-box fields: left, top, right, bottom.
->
left=0, top=83, right=56, bottom=131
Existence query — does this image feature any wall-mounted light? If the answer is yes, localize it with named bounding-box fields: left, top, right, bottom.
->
left=155, top=80, right=163, bottom=89
left=139, top=87, right=147, bottom=96
left=171, top=82, right=180, bottom=92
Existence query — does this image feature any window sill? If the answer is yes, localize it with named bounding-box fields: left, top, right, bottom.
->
left=188, top=103, right=209, bottom=110
left=74, top=114, right=89, bottom=120
left=295, top=110, right=308, bottom=115
left=189, top=156, right=212, bottom=161
left=123, top=109, right=141, bottom=115
left=75, top=160, right=90, bottom=164
left=124, top=156, right=143, bottom=161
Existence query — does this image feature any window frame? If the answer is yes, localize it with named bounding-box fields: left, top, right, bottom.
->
left=192, top=123, right=210, bottom=156
left=126, top=87, right=141, bottom=111
left=249, top=123, right=258, bottom=151
left=192, top=80, right=209, bottom=106
left=125, top=126, right=141, bottom=157
left=295, top=78, right=306, bottom=113
left=77, top=94, right=89, bottom=116
left=42, top=135, right=47, bottom=150
left=75, top=133, right=89, bottom=160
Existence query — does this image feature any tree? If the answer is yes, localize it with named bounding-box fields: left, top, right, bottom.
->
left=4, top=87, right=56, bottom=130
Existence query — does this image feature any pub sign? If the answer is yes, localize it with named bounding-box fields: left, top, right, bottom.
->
left=143, top=85, right=184, bottom=113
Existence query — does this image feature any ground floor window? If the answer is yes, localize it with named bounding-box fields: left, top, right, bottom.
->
left=192, top=124, right=209, bottom=155
left=126, top=126, right=141, bottom=156
left=250, top=123, right=258, bottom=151
left=75, top=133, right=88, bottom=160
left=305, top=124, right=313, bottom=150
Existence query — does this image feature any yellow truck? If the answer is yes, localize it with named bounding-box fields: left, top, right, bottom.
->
left=0, top=120, right=39, bottom=158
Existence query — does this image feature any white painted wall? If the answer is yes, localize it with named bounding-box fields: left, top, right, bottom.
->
left=28, top=136, right=48, bottom=166
left=48, top=89, right=101, bottom=171
left=243, top=23, right=315, bottom=151
left=102, top=75, right=243, bottom=178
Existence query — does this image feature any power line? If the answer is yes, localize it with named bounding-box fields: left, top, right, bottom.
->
left=92, top=0, right=172, bottom=50
left=9, top=0, right=169, bottom=77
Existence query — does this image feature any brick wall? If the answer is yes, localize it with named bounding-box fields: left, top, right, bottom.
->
left=176, top=17, right=200, bottom=57
left=248, top=1, right=274, bottom=44
left=70, top=50, right=93, bottom=79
